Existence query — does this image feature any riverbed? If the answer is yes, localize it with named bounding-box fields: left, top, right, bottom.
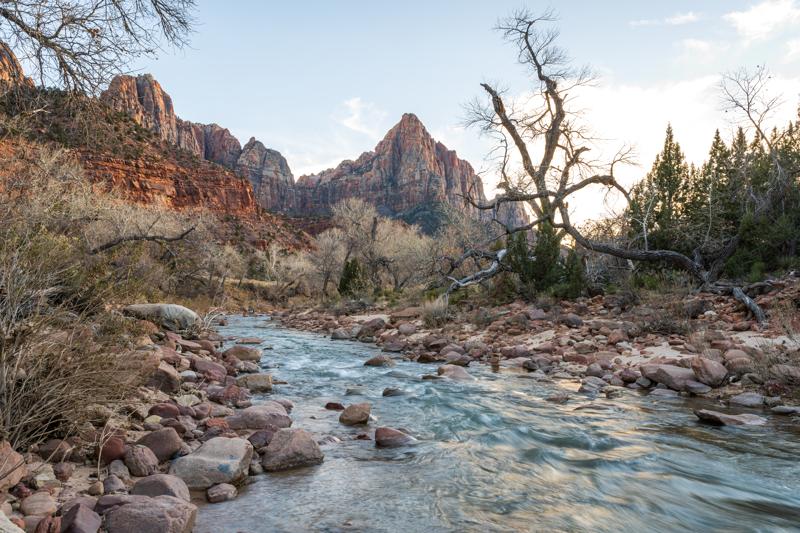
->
left=196, top=315, right=800, bottom=532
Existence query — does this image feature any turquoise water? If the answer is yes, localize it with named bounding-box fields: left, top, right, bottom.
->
left=196, top=316, right=800, bottom=533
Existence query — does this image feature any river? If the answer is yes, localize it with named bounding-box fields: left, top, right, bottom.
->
left=196, top=315, right=800, bottom=533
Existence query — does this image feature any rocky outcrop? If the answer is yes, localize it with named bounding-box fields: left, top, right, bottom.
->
left=236, top=138, right=295, bottom=211
left=102, top=75, right=244, bottom=168
left=0, top=42, right=30, bottom=86
left=79, top=149, right=263, bottom=221
left=293, top=114, right=493, bottom=232
left=102, top=75, right=179, bottom=143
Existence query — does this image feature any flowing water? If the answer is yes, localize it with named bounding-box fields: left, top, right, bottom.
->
left=197, top=316, right=800, bottom=533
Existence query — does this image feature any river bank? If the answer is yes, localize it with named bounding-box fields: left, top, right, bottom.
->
left=277, top=278, right=800, bottom=424
left=2, top=280, right=799, bottom=532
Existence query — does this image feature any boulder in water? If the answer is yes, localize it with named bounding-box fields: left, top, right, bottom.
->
left=260, top=429, right=324, bottom=471
left=436, top=364, right=475, bottom=381
left=694, top=409, right=767, bottom=426
left=374, top=427, right=417, bottom=448
left=169, top=437, right=253, bottom=490
left=339, top=403, right=371, bottom=426
left=364, top=355, right=395, bottom=367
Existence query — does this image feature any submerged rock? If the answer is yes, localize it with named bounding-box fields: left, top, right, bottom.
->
left=729, top=392, right=764, bottom=408
left=206, top=483, right=237, bottom=503
left=364, top=355, right=396, bottom=367
left=374, top=427, right=417, bottom=448
left=694, top=409, right=767, bottom=426
left=436, top=364, right=475, bottom=381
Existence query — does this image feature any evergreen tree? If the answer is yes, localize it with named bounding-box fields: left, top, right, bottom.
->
left=554, top=248, right=586, bottom=299
left=685, top=129, right=732, bottom=244
left=629, top=124, right=691, bottom=251
left=338, top=258, right=367, bottom=296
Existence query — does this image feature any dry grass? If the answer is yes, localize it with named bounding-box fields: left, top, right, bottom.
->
left=422, top=297, right=450, bottom=328
left=0, top=313, right=150, bottom=451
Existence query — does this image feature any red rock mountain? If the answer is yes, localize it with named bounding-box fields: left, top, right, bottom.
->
left=291, top=114, right=486, bottom=230
left=101, top=74, right=529, bottom=232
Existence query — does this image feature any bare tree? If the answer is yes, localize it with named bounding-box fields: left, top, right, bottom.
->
left=448, top=9, right=787, bottom=322
left=0, top=0, right=195, bottom=93
left=310, top=228, right=345, bottom=295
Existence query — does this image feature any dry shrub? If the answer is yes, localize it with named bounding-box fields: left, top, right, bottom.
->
left=422, top=297, right=450, bottom=328
left=0, top=312, right=149, bottom=451
left=638, top=299, right=692, bottom=336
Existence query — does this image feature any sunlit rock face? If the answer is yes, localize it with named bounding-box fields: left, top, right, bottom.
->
left=293, top=113, right=529, bottom=233
left=102, top=75, right=529, bottom=233
left=0, top=42, right=31, bottom=86
left=236, top=138, right=296, bottom=212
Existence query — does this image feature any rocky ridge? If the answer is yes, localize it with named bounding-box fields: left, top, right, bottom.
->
left=101, top=74, right=529, bottom=232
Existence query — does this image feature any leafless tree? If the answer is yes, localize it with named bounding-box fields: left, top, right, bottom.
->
left=449, top=9, right=786, bottom=322
left=0, top=0, right=195, bottom=93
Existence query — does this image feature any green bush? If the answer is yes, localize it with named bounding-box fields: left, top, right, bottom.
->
left=338, top=258, right=367, bottom=296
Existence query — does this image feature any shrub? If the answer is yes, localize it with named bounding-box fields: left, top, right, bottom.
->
left=551, top=249, right=585, bottom=299
left=338, top=258, right=367, bottom=296
left=422, top=297, right=449, bottom=328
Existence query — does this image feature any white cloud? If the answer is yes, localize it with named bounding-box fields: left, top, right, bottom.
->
left=676, top=38, right=729, bottom=63
left=665, top=12, right=700, bottom=25
left=786, top=38, right=800, bottom=61
left=630, top=11, right=700, bottom=27
left=724, top=0, right=800, bottom=43
left=336, top=97, right=387, bottom=137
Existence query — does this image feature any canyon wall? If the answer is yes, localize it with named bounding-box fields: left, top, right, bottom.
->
left=101, top=74, right=529, bottom=232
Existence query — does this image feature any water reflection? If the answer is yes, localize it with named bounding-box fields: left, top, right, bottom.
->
left=197, top=316, right=800, bottom=533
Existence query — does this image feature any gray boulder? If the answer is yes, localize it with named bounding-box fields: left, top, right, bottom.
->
left=694, top=409, right=767, bottom=426
left=122, top=304, right=199, bottom=332
left=261, top=429, right=324, bottom=472
left=103, top=495, right=196, bottom=533
left=169, top=437, right=253, bottom=490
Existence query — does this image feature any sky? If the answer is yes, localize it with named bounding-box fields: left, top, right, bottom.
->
left=134, top=0, right=800, bottom=221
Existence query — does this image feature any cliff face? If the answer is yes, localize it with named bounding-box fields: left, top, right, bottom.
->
left=101, top=74, right=294, bottom=211
left=101, top=74, right=528, bottom=233
left=236, top=138, right=296, bottom=212
left=78, top=150, right=309, bottom=250
left=292, top=114, right=490, bottom=232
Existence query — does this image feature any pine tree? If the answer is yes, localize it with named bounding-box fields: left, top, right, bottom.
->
left=629, top=124, right=691, bottom=251
left=685, top=129, right=731, bottom=244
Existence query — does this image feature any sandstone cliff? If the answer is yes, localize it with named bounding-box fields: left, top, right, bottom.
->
left=101, top=74, right=293, bottom=211
left=292, top=113, right=488, bottom=230
left=293, top=114, right=529, bottom=232
left=236, top=138, right=296, bottom=212
left=0, top=42, right=30, bottom=86
left=101, top=74, right=529, bottom=233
